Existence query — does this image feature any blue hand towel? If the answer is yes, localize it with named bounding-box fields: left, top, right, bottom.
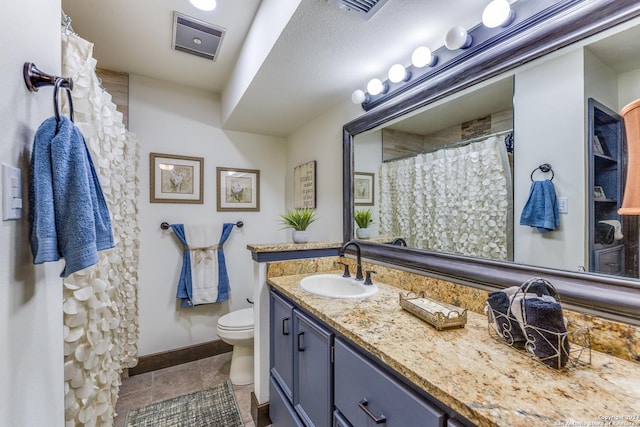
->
left=29, top=116, right=114, bottom=277
left=519, top=180, right=560, bottom=233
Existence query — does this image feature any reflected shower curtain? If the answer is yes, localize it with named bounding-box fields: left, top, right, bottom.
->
left=379, top=135, right=512, bottom=260
left=61, top=31, right=140, bottom=426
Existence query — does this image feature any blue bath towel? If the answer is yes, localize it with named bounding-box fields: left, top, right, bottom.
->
left=519, top=180, right=560, bottom=233
left=29, top=116, right=114, bottom=277
left=170, top=223, right=234, bottom=307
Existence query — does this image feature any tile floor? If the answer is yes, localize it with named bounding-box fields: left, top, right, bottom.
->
left=114, top=352, right=256, bottom=427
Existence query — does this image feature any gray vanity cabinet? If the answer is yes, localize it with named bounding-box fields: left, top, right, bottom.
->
left=270, top=289, right=473, bottom=427
left=333, top=338, right=446, bottom=427
left=269, top=290, right=333, bottom=427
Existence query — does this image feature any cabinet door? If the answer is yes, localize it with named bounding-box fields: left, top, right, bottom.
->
left=293, top=310, right=333, bottom=427
left=270, top=376, right=305, bottom=427
left=334, top=338, right=446, bottom=427
left=270, top=291, right=295, bottom=401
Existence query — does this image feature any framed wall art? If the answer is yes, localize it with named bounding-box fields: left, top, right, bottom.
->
left=354, top=172, right=375, bottom=206
left=294, top=160, right=316, bottom=209
left=150, top=152, right=203, bottom=204
left=217, top=167, right=260, bottom=211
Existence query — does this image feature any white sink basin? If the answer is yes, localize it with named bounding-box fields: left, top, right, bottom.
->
left=299, top=274, right=378, bottom=299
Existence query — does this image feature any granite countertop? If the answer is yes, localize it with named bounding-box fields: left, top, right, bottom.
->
left=246, top=241, right=343, bottom=252
left=268, top=272, right=640, bottom=427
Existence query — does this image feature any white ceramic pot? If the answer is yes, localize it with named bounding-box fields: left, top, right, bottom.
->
left=356, top=228, right=371, bottom=239
left=292, top=230, right=310, bottom=244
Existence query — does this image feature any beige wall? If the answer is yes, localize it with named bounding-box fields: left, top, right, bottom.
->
left=130, top=75, right=287, bottom=355
left=513, top=49, right=587, bottom=270
left=285, top=102, right=362, bottom=242
left=1, top=1, right=65, bottom=426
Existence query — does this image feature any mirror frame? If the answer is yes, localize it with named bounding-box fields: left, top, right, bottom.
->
left=343, top=0, right=640, bottom=326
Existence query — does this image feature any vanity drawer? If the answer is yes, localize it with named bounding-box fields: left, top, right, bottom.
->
left=594, top=244, right=624, bottom=275
left=270, top=376, right=305, bottom=427
left=334, top=338, right=446, bottom=427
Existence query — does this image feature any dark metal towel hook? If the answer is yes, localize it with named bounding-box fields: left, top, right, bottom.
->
left=530, top=163, right=554, bottom=181
left=23, top=62, right=73, bottom=92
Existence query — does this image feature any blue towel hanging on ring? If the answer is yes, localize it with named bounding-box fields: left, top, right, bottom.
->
left=519, top=180, right=560, bottom=233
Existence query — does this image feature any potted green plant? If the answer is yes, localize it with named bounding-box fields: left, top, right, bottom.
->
left=279, top=208, right=317, bottom=243
left=354, top=208, right=374, bottom=239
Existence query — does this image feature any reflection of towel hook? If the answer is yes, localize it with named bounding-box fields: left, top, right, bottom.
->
left=530, top=163, right=554, bottom=181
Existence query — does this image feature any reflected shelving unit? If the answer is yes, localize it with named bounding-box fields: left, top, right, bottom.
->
left=588, top=98, right=638, bottom=277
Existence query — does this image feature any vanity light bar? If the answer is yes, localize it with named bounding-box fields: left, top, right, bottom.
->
left=354, top=0, right=583, bottom=111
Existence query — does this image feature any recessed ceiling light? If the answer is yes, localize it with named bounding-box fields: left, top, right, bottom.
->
left=193, top=37, right=202, bottom=45
left=189, top=0, right=217, bottom=11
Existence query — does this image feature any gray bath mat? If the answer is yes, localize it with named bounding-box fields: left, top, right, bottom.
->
left=125, top=379, right=243, bottom=427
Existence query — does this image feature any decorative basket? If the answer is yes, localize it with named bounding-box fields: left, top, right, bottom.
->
left=399, top=292, right=467, bottom=330
left=486, top=278, right=591, bottom=369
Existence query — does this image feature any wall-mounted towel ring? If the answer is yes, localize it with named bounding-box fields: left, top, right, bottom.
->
left=23, top=62, right=74, bottom=124
left=530, top=163, right=554, bottom=181
left=160, top=221, right=244, bottom=230
left=54, top=78, right=74, bottom=124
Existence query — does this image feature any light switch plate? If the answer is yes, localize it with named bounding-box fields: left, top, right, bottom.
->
left=558, top=196, right=568, bottom=214
left=2, top=163, right=22, bottom=221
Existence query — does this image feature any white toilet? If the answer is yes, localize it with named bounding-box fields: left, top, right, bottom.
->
left=216, top=307, right=255, bottom=385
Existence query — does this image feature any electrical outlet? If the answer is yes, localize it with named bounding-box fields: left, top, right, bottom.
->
left=558, top=196, right=568, bottom=214
left=2, top=164, right=22, bottom=221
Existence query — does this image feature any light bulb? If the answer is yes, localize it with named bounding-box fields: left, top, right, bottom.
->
left=388, top=64, right=409, bottom=83
left=367, top=78, right=386, bottom=96
left=482, top=0, right=515, bottom=28
left=411, top=46, right=436, bottom=68
left=445, top=26, right=472, bottom=50
left=351, top=89, right=367, bottom=104
left=189, top=0, right=217, bottom=11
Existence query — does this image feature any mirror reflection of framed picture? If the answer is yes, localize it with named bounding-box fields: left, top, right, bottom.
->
left=593, top=135, right=605, bottom=155
left=150, top=152, right=203, bottom=204
left=594, top=185, right=606, bottom=200
left=354, top=172, right=375, bottom=206
left=217, top=167, right=260, bottom=211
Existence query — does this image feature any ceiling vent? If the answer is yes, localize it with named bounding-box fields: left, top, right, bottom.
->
left=172, top=11, right=226, bottom=61
left=326, top=0, right=390, bottom=20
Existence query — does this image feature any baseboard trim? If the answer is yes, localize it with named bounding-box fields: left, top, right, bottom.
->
left=251, top=392, right=271, bottom=427
left=129, top=339, right=232, bottom=376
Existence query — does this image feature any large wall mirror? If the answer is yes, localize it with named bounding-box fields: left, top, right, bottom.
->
left=343, top=0, right=640, bottom=325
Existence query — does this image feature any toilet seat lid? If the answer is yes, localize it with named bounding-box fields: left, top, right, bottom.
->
left=218, top=308, right=253, bottom=330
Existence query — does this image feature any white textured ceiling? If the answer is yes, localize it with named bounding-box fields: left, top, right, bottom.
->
left=61, top=0, right=491, bottom=137
left=60, top=0, right=640, bottom=138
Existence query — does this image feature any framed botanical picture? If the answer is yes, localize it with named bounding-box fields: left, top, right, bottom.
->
left=593, top=135, right=605, bottom=155
left=354, top=172, right=375, bottom=206
left=150, top=152, right=203, bottom=204
left=217, top=167, right=260, bottom=211
left=593, top=185, right=606, bottom=200
left=294, top=160, right=316, bottom=209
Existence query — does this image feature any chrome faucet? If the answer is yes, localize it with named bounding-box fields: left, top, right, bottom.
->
left=339, top=241, right=363, bottom=281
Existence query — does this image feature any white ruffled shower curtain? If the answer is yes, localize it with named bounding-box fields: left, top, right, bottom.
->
left=379, top=135, right=512, bottom=261
left=60, top=31, right=140, bottom=426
